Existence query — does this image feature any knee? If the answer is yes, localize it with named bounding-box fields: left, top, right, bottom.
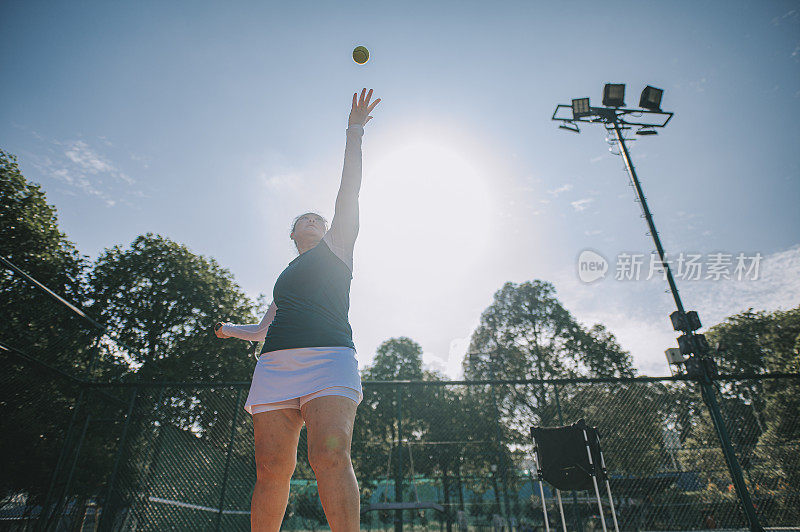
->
left=308, top=432, right=351, bottom=472
left=255, top=451, right=296, bottom=481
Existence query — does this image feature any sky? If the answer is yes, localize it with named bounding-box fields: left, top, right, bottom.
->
left=2, top=1, right=799, bottom=378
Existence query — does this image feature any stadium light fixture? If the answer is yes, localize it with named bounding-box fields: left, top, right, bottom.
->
left=571, top=98, right=591, bottom=119
left=639, top=85, right=664, bottom=111
left=602, top=83, right=625, bottom=107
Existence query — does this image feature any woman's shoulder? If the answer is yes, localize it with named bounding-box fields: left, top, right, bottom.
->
left=321, top=230, right=354, bottom=274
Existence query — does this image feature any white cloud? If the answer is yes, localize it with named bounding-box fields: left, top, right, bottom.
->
left=263, top=170, right=304, bottom=191
left=771, top=9, right=797, bottom=26
left=548, top=184, right=573, bottom=197
left=65, top=141, right=112, bottom=173
left=64, top=140, right=134, bottom=185
left=419, top=335, right=472, bottom=380
left=682, top=245, right=800, bottom=324
left=29, top=136, right=142, bottom=207
left=571, top=198, right=594, bottom=211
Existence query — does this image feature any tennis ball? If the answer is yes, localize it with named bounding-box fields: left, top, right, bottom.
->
left=352, top=46, right=369, bottom=64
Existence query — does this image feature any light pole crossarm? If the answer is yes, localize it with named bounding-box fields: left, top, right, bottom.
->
left=551, top=104, right=673, bottom=129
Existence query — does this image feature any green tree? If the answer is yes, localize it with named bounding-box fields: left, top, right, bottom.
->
left=700, top=307, right=798, bottom=447
left=701, top=307, right=800, bottom=465
left=363, top=336, right=425, bottom=381
left=706, top=309, right=772, bottom=374
left=87, top=233, right=256, bottom=382
left=418, top=383, right=502, bottom=518
left=354, top=338, right=432, bottom=509
left=463, top=280, right=634, bottom=382
left=84, top=232, right=262, bottom=513
left=677, top=306, right=800, bottom=524
left=1, top=149, right=111, bottom=510
left=752, top=308, right=800, bottom=520
left=354, top=337, right=502, bottom=520
left=461, top=280, right=667, bottom=498
left=463, top=280, right=634, bottom=426
left=0, top=149, right=97, bottom=368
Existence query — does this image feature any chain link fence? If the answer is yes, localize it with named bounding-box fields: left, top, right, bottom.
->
left=2, top=258, right=799, bottom=531
left=3, top=355, right=798, bottom=531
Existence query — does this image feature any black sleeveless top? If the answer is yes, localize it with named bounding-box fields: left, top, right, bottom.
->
left=261, top=238, right=355, bottom=354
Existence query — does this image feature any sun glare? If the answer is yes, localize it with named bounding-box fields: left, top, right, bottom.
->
left=358, top=137, right=496, bottom=289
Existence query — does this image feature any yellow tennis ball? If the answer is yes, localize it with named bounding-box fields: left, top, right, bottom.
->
left=352, top=46, right=369, bottom=64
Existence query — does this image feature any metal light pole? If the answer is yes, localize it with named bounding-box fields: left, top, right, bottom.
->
left=552, top=84, right=763, bottom=532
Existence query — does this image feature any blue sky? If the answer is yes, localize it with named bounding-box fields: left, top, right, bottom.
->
left=2, top=1, right=798, bottom=377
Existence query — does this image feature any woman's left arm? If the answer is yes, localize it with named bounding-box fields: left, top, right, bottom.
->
left=328, top=89, right=380, bottom=255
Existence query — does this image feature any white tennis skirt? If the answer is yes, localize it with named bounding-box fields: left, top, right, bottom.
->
left=244, top=346, right=363, bottom=415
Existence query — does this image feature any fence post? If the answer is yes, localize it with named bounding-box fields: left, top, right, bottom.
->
left=395, top=385, right=403, bottom=532
left=489, top=380, right=511, bottom=523
left=139, top=385, right=166, bottom=494
left=51, top=413, right=92, bottom=528
left=39, top=387, right=84, bottom=531
left=215, top=388, right=243, bottom=531
left=99, top=387, right=138, bottom=531
left=554, top=383, right=583, bottom=532
left=487, top=355, right=512, bottom=525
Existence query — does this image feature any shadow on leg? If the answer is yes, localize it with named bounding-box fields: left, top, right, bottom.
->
left=302, top=395, right=360, bottom=532
left=251, top=408, right=304, bottom=532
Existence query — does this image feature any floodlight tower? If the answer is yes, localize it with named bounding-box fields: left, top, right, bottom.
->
left=552, top=84, right=763, bottom=532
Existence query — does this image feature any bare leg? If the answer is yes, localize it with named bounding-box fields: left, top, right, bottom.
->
left=251, top=408, right=304, bottom=531
left=302, top=395, right=360, bottom=531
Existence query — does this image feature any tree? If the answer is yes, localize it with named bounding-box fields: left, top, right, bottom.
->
left=676, top=306, right=800, bottom=524
left=706, top=309, right=772, bottom=374
left=700, top=307, right=798, bottom=446
left=463, top=280, right=634, bottom=427
left=84, top=232, right=262, bottom=519
left=701, top=307, right=800, bottom=466
left=353, top=337, right=502, bottom=522
left=0, top=149, right=108, bottom=509
left=0, top=149, right=96, bottom=369
left=355, top=338, right=424, bottom=485
left=459, top=279, right=670, bottom=509
left=87, top=233, right=257, bottom=382
left=752, top=308, right=800, bottom=520
left=464, top=280, right=634, bottom=381
left=362, top=336, right=425, bottom=381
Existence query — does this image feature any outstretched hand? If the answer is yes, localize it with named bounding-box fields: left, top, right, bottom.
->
left=348, top=88, right=381, bottom=127
left=214, top=322, right=230, bottom=339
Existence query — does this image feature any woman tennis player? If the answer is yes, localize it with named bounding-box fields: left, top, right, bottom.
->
left=215, top=88, right=380, bottom=530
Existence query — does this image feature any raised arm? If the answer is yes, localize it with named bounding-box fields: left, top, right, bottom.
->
left=216, top=301, right=277, bottom=342
left=324, top=89, right=380, bottom=266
